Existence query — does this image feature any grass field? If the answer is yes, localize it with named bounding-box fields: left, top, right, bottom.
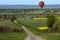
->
left=0, top=20, right=27, bottom=40
left=0, top=32, right=26, bottom=40
left=17, top=19, right=60, bottom=40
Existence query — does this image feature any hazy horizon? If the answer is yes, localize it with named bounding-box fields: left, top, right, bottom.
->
left=0, top=4, right=60, bottom=5
left=0, top=0, right=60, bottom=5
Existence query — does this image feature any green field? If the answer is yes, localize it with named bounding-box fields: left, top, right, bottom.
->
left=0, top=20, right=27, bottom=40
left=0, top=32, right=26, bottom=40
left=0, top=9, right=60, bottom=40
left=17, top=19, right=60, bottom=40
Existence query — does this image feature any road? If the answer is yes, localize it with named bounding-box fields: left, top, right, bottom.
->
left=14, top=20, right=44, bottom=40
left=22, top=26, right=44, bottom=40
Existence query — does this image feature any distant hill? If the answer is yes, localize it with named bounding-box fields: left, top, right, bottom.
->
left=0, top=4, right=60, bottom=9
left=44, top=4, right=60, bottom=8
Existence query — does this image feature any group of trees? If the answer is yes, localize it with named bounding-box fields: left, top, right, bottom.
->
left=47, top=13, right=56, bottom=28
left=0, top=14, right=17, bottom=21
left=47, top=13, right=60, bottom=32
left=10, top=16, right=17, bottom=21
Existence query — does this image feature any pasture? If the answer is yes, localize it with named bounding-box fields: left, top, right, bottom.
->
left=17, top=18, right=60, bottom=40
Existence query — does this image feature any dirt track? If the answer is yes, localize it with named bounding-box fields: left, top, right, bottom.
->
left=22, top=26, right=44, bottom=40
left=14, top=20, right=44, bottom=40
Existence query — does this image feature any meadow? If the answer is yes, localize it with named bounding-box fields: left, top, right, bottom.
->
left=0, top=20, right=27, bottom=40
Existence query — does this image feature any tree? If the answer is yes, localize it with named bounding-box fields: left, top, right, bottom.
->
left=3, top=14, right=7, bottom=19
left=47, top=13, right=56, bottom=28
left=11, top=16, right=17, bottom=22
left=0, top=14, right=2, bottom=18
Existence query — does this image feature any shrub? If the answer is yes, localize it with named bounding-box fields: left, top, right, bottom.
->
left=3, top=14, right=7, bottom=19
left=52, top=21, right=60, bottom=32
left=47, top=13, right=57, bottom=28
left=10, top=16, right=17, bottom=22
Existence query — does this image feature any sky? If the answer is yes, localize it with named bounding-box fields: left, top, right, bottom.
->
left=0, top=0, right=60, bottom=5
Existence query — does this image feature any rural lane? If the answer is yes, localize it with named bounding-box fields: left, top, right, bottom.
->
left=14, top=20, right=44, bottom=40
left=22, top=26, right=44, bottom=40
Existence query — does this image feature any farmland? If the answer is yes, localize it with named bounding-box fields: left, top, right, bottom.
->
left=16, top=18, right=60, bottom=40
left=0, top=8, right=60, bottom=40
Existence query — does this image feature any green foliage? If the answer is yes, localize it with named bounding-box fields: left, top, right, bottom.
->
left=11, top=16, right=17, bottom=21
left=47, top=13, right=57, bottom=28
left=3, top=14, right=7, bottom=19
left=50, top=21, right=60, bottom=32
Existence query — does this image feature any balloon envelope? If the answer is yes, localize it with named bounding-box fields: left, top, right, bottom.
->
left=39, top=1, right=44, bottom=8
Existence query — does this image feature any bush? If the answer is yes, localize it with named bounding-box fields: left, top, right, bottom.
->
left=3, top=14, right=7, bottom=19
left=52, top=21, right=60, bottom=32
left=48, top=21, right=60, bottom=32
left=47, top=13, right=56, bottom=28
left=11, top=16, right=17, bottom=22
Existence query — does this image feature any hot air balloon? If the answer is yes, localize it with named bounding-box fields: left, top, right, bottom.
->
left=39, top=1, right=44, bottom=8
